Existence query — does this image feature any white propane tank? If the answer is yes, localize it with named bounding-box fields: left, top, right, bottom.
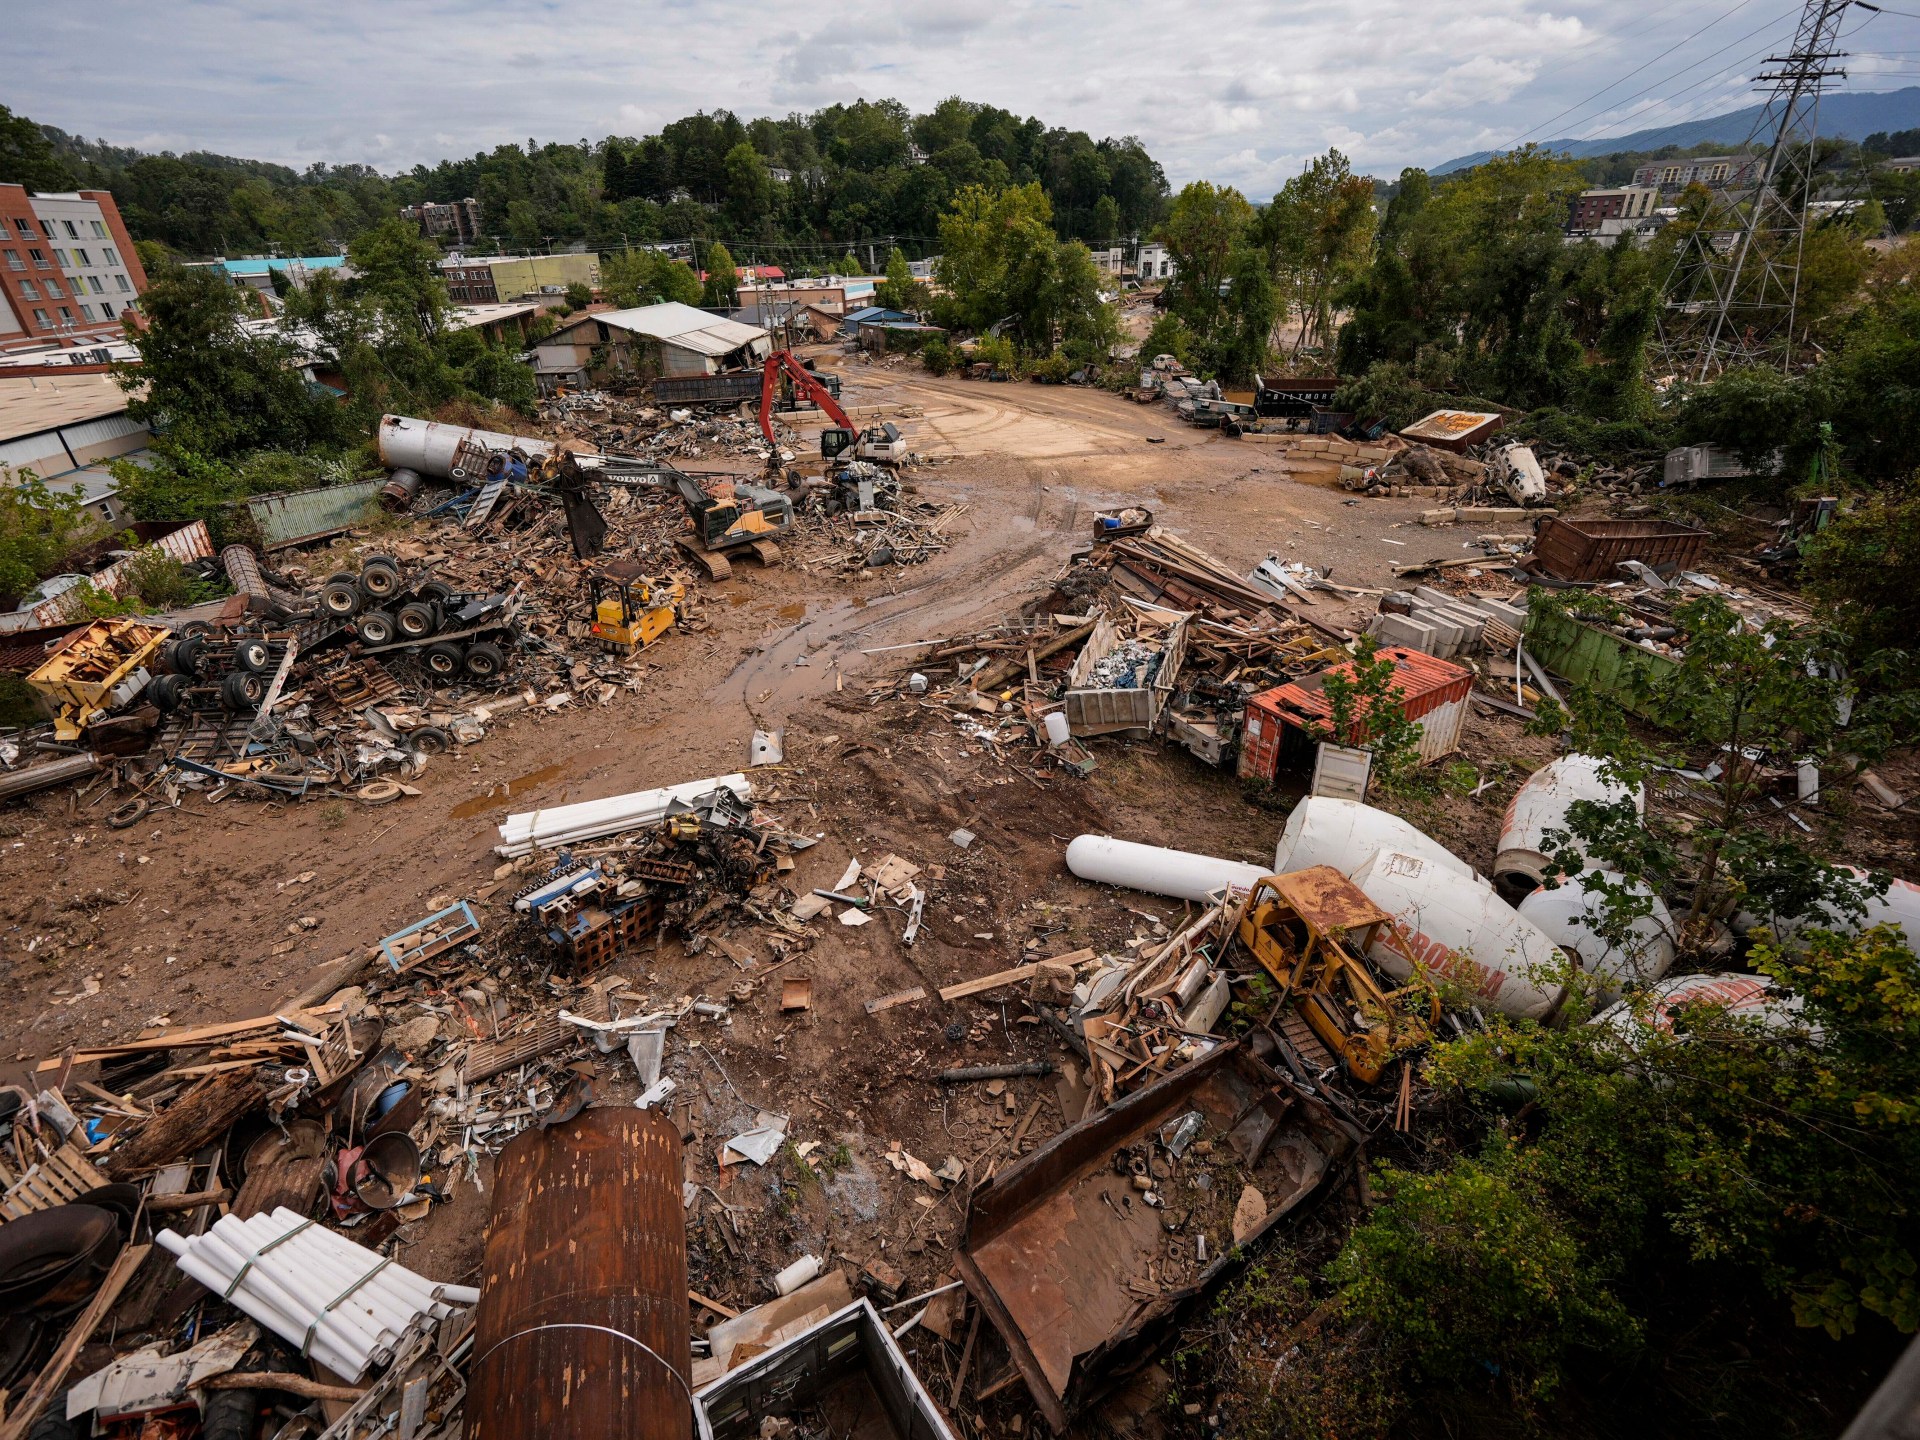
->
left=1739, top=867, right=1920, bottom=951
left=1347, top=849, right=1572, bottom=1020
left=1274, top=797, right=1476, bottom=881
left=376, top=414, right=556, bottom=479
left=1593, top=972, right=1808, bottom=1042
left=1517, top=874, right=1676, bottom=997
left=1494, top=755, right=1642, bottom=889
left=1066, top=835, right=1268, bottom=904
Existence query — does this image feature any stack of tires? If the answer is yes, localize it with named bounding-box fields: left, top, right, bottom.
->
left=148, top=622, right=274, bottom=715
left=321, top=555, right=509, bottom=682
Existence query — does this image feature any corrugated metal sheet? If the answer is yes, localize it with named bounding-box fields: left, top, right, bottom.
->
left=0, top=520, right=213, bottom=632
left=58, top=414, right=146, bottom=450
left=1239, top=647, right=1471, bottom=779
left=245, top=479, right=386, bottom=549
left=0, top=435, right=67, bottom=474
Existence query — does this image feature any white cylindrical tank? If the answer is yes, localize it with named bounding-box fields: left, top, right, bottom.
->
left=1594, top=971, right=1807, bottom=1041
left=1347, top=849, right=1572, bottom=1020
left=376, top=414, right=555, bottom=479
left=1740, top=868, right=1920, bottom=951
left=1066, top=835, right=1268, bottom=904
left=1517, top=873, right=1676, bottom=996
left=1494, top=755, right=1641, bottom=889
left=1274, top=797, right=1476, bottom=881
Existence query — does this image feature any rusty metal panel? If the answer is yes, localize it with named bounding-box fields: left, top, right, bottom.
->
left=1530, top=516, right=1711, bottom=583
left=468, top=1107, right=692, bottom=1440
left=245, top=479, right=386, bottom=550
left=957, top=1044, right=1354, bottom=1431
left=1271, top=866, right=1391, bottom=935
left=1398, top=409, right=1504, bottom=451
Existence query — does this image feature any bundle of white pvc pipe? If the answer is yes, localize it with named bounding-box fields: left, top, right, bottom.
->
left=495, top=774, right=753, bottom=858
left=156, top=1207, right=476, bottom=1381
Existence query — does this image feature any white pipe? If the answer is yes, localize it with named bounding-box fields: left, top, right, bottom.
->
left=157, top=1232, right=375, bottom=1378
left=496, top=774, right=753, bottom=857
left=433, top=1283, right=481, bottom=1306
left=260, top=1211, right=452, bottom=1318
left=196, top=1225, right=395, bottom=1358
left=1065, top=835, right=1267, bottom=904
left=235, top=1216, right=432, bottom=1330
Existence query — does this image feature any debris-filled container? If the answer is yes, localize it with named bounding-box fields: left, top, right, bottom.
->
left=694, top=1299, right=956, bottom=1440
left=1529, top=516, right=1711, bottom=583
left=1064, top=601, right=1189, bottom=737
left=1397, top=409, right=1503, bottom=452
left=1238, top=646, right=1470, bottom=780
left=1523, top=603, right=1681, bottom=721
left=468, top=1107, right=691, bottom=1440
left=956, top=1043, right=1353, bottom=1432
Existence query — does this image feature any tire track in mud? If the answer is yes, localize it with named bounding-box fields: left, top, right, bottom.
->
left=710, top=458, right=1077, bottom=726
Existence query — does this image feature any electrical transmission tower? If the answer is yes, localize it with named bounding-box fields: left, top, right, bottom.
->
left=1657, top=0, right=1851, bottom=382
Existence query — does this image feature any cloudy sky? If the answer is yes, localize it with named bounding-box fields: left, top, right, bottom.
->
left=9, top=1, right=1919, bottom=190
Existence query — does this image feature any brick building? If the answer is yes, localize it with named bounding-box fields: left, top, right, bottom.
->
left=0, top=186, right=148, bottom=350
left=1568, top=185, right=1659, bottom=233
left=1630, top=154, right=1761, bottom=192
left=402, top=198, right=482, bottom=245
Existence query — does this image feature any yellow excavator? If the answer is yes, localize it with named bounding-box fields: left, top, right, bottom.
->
left=1235, top=866, right=1439, bottom=1084
left=568, top=559, right=684, bottom=655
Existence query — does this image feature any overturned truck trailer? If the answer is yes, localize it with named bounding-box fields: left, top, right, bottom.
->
left=956, top=1043, right=1355, bottom=1432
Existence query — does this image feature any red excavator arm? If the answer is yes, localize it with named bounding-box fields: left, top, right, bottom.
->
left=759, top=349, right=854, bottom=444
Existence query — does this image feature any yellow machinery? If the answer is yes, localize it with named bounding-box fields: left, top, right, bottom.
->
left=568, top=559, right=684, bottom=655
left=28, top=618, right=170, bottom=741
left=1235, top=866, right=1439, bottom=1084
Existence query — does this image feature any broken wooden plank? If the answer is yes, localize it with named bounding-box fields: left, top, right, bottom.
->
left=34, top=1004, right=342, bottom=1071
left=939, top=949, right=1097, bottom=1003
left=865, top=987, right=927, bottom=1015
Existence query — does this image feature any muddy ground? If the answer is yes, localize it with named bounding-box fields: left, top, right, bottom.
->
left=2, top=353, right=1909, bottom=1435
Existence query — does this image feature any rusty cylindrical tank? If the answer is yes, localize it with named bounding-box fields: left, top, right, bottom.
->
left=466, top=1108, right=691, bottom=1440
left=220, top=544, right=274, bottom=614
left=380, top=467, right=422, bottom=513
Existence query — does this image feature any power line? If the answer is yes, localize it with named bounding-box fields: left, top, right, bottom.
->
left=1564, top=32, right=1805, bottom=142
left=1501, top=0, right=1785, bottom=150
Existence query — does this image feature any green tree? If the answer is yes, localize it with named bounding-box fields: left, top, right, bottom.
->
left=722, top=142, right=774, bottom=233
left=118, top=262, right=340, bottom=459
left=1137, top=312, right=1195, bottom=368
left=1261, top=149, right=1377, bottom=355
left=1215, top=246, right=1278, bottom=382
left=1157, top=180, right=1252, bottom=338
left=875, top=246, right=928, bottom=313
left=0, top=475, right=103, bottom=604
left=0, top=104, right=73, bottom=190
left=701, top=241, right=739, bottom=308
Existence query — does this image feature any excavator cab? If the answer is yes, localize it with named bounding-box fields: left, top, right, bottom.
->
left=820, top=427, right=854, bottom=459
left=1235, top=866, right=1439, bottom=1084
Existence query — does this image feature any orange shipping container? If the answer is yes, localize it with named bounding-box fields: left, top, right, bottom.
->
left=1238, top=646, right=1471, bottom=781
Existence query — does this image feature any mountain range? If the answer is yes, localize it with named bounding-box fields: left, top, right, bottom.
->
left=1432, top=86, right=1920, bottom=174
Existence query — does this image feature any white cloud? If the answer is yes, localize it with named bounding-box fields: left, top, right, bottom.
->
left=7, top=0, right=1913, bottom=192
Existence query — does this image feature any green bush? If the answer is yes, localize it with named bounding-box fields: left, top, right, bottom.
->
left=1028, top=352, right=1072, bottom=383
left=921, top=338, right=954, bottom=376
left=0, top=473, right=105, bottom=606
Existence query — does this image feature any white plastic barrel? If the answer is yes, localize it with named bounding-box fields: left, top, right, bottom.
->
left=1494, top=755, right=1641, bottom=889
left=1517, top=873, right=1676, bottom=996
left=1737, top=868, right=1920, bottom=951
left=1347, top=849, right=1573, bottom=1020
left=1273, top=797, right=1476, bottom=881
left=376, top=414, right=556, bottom=479
left=773, top=1255, right=822, bottom=1295
left=1044, top=712, right=1071, bottom=747
left=1066, top=835, right=1268, bottom=903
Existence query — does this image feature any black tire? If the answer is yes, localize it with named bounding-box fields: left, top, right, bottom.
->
left=396, top=602, right=437, bottom=640
left=106, top=798, right=149, bottom=830
left=358, top=558, right=402, bottom=599
left=160, top=638, right=194, bottom=678
left=464, top=641, right=506, bottom=680
left=170, top=633, right=207, bottom=677
left=416, top=580, right=454, bottom=604
left=320, top=578, right=361, bottom=618
left=221, top=670, right=265, bottom=711
left=234, top=637, right=272, bottom=674
left=355, top=609, right=398, bottom=646
left=148, top=674, right=186, bottom=713
left=410, top=726, right=453, bottom=755
left=178, top=620, right=215, bottom=638
left=422, top=642, right=464, bottom=679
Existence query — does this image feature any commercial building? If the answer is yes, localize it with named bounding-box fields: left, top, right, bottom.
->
left=440, top=253, right=599, bottom=304
left=200, top=255, right=348, bottom=296
left=402, top=197, right=482, bottom=245
left=730, top=277, right=876, bottom=317
left=1135, top=241, right=1175, bottom=281
left=529, top=301, right=769, bottom=392
left=0, top=370, right=151, bottom=525
left=1568, top=185, right=1659, bottom=233
left=0, top=186, right=148, bottom=350
left=1631, top=154, right=1761, bottom=192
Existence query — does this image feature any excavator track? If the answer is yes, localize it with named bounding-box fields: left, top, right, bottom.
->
left=677, top=539, right=732, bottom=581
left=1276, top=1006, right=1338, bottom=1075
left=747, top=540, right=782, bottom=566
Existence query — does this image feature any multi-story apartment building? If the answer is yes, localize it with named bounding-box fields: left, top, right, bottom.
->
left=1568, top=185, right=1660, bottom=233
left=402, top=198, right=483, bottom=246
left=1630, top=154, right=1761, bottom=192
left=0, top=185, right=148, bottom=349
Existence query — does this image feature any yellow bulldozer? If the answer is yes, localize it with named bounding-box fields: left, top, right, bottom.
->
left=1235, top=866, right=1439, bottom=1084
left=28, top=618, right=169, bottom=741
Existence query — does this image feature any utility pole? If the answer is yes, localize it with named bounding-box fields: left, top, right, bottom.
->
left=1657, top=0, right=1850, bottom=381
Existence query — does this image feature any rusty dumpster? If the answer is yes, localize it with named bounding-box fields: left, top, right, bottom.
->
left=1529, top=516, right=1711, bottom=583
left=955, top=1043, right=1355, bottom=1431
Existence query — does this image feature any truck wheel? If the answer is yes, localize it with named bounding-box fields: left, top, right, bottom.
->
left=397, top=602, right=437, bottom=640
left=422, top=642, right=464, bottom=679
left=359, top=566, right=401, bottom=601
left=149, top=674, right=186, bottom=712
left=355, top=610, right=397, bottom=646
left=464, top=641, right=506, bottom=680
left=320, top=575, right=361, bottom=617
left=161, top=636, right=201, bottom=677
left=221, top=671, right=265, bottom=711
left=410, top=726, right=453, bottom=755
left=235, top=637, right=273, bottom=674
left=416, top=580, right=454, bottom=604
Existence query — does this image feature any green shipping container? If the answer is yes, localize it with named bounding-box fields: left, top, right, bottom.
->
left=1524, top=602, right=1681, bottom=722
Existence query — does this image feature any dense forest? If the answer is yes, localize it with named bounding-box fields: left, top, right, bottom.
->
left=9, top=98, right=1168, bottom=267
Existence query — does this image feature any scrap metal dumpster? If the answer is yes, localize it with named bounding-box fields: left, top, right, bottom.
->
left=1529, top=516, right=1711, bottom=583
